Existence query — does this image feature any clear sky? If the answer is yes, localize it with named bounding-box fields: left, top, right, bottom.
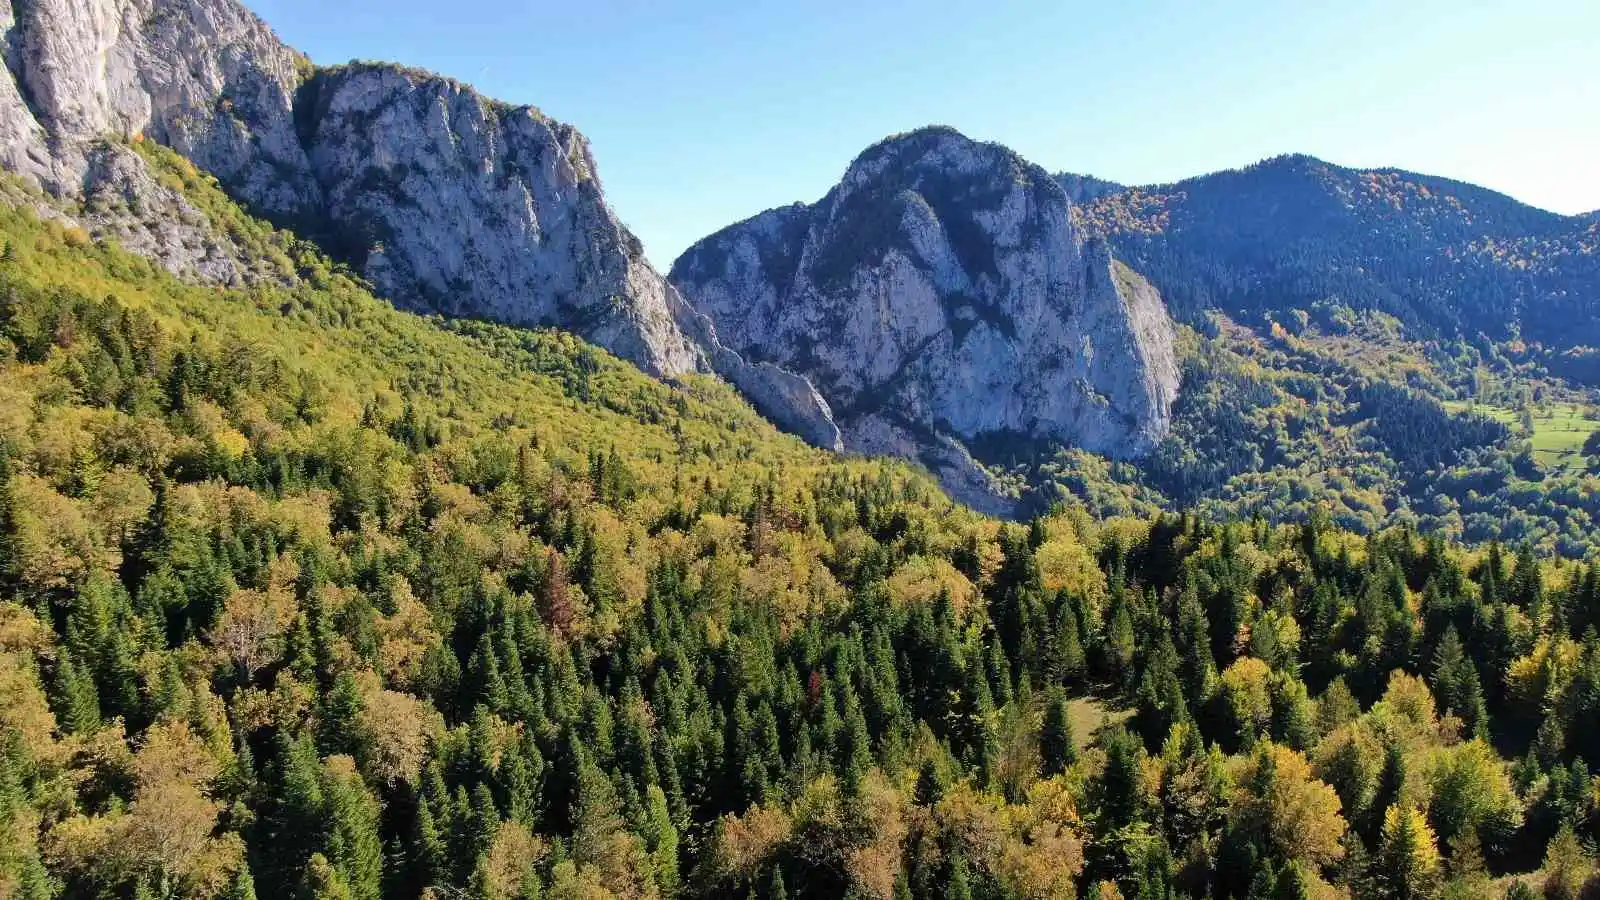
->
left=251, top=0, right=1600, bottom=268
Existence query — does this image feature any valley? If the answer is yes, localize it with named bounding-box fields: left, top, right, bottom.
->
left=0, top=1, right=1597, bottom=898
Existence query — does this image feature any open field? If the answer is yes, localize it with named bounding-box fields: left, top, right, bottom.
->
left=1064, top=696, right=1135, bottom=752
left=1443, top=400, right=1600, bottom=473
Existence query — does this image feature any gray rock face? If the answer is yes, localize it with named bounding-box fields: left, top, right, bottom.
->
left=667, top=290, right=843, bottom=451
left=297, top=63, right=704, bottom=376
left=80, top=141, right=272, bottom=284
left=1055, top=172, right=1125, bottom=205
left=0, top=0, right=318, bottom=216
left=0, top=0, right=839, bottom=445
left=672, top=127, right=1180, bottom=511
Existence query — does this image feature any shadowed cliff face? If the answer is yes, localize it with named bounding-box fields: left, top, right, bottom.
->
left=672, top=127, right=1180, bottom=513
left=0, top=0, right=840, bottom=445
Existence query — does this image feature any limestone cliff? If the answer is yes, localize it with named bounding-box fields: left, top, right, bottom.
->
left=0, top=0, right=838, bottom=443
left=672, top=127, right=1179, bottom=512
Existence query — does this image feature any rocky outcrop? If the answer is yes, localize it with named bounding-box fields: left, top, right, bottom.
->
left=667, top=291, right=843, bottom=451
left=79, top=141, right=286, bottom=283
left=1055, top=172, right=1124, bottom=205
left=672, top=127, right=1180, bottom=511
left=293, top=63, right=705, bottom=377
left=0, top=0, right=839, bottom=445
left=0, top=0, right=318, bottom=216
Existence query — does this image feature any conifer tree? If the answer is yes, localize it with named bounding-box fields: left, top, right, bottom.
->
left=1095, top=727, right=1146, bottom=830
left=48, top=646, right=101, bottom=735
left=413, top=794, right=450, bottom=891
left=1377, top=805, right=1441, bottom=900
left=0, top=446, right=20, bottom=601
left=947, top=853, right=974, bottom=900
left=321, top=759, right=384, bottom=900
left=1431, top=627, right=1489, bottom=740
left=1137, top=631, right=1190, bottom=746
left=1040, top=688, right=1078, bottom=777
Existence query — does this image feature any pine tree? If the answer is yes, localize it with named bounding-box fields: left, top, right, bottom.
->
left=0, top=446, right=20, bottom=601
left=1268, top=673, right=1315, bottom=751
left=1365, top=741, right=1408, bottom=847
left=1541, top=824, right=1591, bottom=900
left=1040, top=688, right=1078, bottom=777
left=1103, top=597, right=1138, bottom=686
left=914, top=757, right=945, bottom=806
left=262, top=730, right=327, bottom=895
left=16, top=853, right=55, bottom=900
left=1377, top=805, right=1442, bottom=900
left=1431, top=627, right=1489, bottom=740
left=641, top=784, right=679, bottom=898
left=1057, top=598, right=1088, bottom=687
left=1136, top=632, right=1189, bottom=747
left=838, top=682, right=873, bottom=790
left=469, top=782, right=501, bottom=861
left=1095, top=727, right=1146, bottom=830
left=1272, top=861, right=1313, bottom=900
left=947, top=853, right=974, bottom=900
left=320, top=672, right=364, bottom=757
left=413, top=794, right=449, bottom=890
left=499, top=733, right=543, bottom=831
left=1503, top=880, right=1537, bottom=900
left=322, top=761, right=384, bottom=900
left=306, top=853, right=354, bottom=900
left=48, top=646, right=101, bottom=735
left=892, top=869, right=912, bottom=900
left=1245, top=866, right=1277, bottom=900
left=1508, top=546, right=1543, bottom=618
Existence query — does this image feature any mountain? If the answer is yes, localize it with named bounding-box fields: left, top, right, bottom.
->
left=0, top=0, right=841, bottom=447
left=2, top=142, right=1591, bottom=900
left=671, top=127, right=1180, bottom=513
left=4, top=4, right=1600, bottom=897
left=1054, top=171, right=1124, bottom=205
left=1074, top=153, right=1600, bottom=347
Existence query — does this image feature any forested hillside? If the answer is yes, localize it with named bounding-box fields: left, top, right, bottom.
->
left=5, top=147, right=1600, bottom=900
left=1011, top=310, right=1600, bottom=558
left=1073, top=155, right=1600, bottom=349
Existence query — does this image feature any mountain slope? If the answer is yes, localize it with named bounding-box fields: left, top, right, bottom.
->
left=672, top=127, right=1180, bottom=513
left=1054, top=171, right=1124, bottom=204
left=0, top=0, right=842, bottom=448
left=1074, top=154, right=1600, bottom=347
left=0, top=169, right=1595, bottom=900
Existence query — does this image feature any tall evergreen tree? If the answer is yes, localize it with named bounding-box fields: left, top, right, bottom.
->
left=1040, top=688, right=1078, bottom=777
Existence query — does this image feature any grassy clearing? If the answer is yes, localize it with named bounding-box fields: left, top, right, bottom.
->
left=1064, top=697, right=1135, bottom=752
left=1443, top=400, right=1600, bottom=472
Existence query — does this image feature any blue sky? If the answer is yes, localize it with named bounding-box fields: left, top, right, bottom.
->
left=252, top=0, right=1600, bottom=267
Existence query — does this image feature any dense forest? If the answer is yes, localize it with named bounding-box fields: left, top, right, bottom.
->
left=7, top=154, right=1600, bottom=900
left=1009, top=308, right=1600, bottom=559
left=1025, top=154, right=1600, bottom=557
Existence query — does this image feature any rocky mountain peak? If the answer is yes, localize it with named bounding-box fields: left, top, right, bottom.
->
left=672, top=126, right=1180, bottom=514
left=289, top=59, right=704, bottom=376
